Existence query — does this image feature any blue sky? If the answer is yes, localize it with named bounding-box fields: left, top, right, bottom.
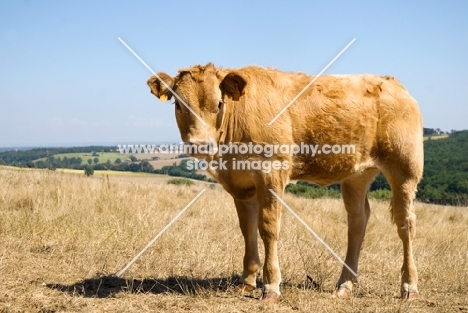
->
left=1, top=0, right=467, bottom=146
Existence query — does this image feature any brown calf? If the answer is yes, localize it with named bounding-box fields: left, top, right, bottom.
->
left=147, top=63, right=423, bottom=301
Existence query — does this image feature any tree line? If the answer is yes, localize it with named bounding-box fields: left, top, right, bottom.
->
left=1, top=130, right=467, bottom=205
left=0, top=146, right=114, bottom=167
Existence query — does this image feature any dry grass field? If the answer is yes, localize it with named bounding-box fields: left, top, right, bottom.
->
left=147, top=157, right=190, bottom=170
left=423, top=134, right=450, bottom=141
left=0, top=168, right=467, bottom=312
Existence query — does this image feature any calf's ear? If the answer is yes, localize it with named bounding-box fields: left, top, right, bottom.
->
left=147, top=73, right=174, bottom=102
left=219, top=72, right=246, bottom=101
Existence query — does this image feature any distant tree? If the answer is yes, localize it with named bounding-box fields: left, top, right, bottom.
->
left=423, top=128, right=437, bottom=136
left=93, top=164, right=107, bottom=170
left=84, top=165, right=94, bottom=176
left=140, top=160, right=154, bottom=172
left=105, top=159, right=111, bottom=168
left=47, top=164, right=56, bottom=171
left=92, top=151, right=99, bottom=156
left=129, top=155, right=137, bottom=162
left=35, top=160, right=46, bottom=168
left=93, top=157, right=99, bottom=164
left=112, top=162, right=129, bottom=171
left=370, top=173, right=390, bottom=191
left=87, top=159, right=92, bottom=165
left=115, top=158, right=122, bottom=164
left=129, top=163, right=140, bottom=172
left=180, top=159, right=196, bottom=173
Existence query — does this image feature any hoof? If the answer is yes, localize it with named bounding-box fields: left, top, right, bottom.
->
left=332, top=286, right=351, bottom=298
left=236, top=283, right=256, bottom=294
left=401, top=283, right=419, bottom=301
left=260, top=291, right=279, bottom=302
left=401, top=291, right=419, bottom=301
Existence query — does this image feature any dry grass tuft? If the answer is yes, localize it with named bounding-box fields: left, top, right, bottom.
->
left=0, top=168, right=467, bottom=312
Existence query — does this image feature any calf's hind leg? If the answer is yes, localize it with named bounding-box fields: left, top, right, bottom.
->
left=334, top=168, right=379, bottom=297
left=384, top=171, right=420, bottom=300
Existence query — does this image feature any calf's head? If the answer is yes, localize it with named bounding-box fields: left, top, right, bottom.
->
left=147, top=63, right=246, bottom=156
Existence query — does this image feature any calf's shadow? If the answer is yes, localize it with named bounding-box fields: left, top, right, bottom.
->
left=47, top=275, right=242, bottom=298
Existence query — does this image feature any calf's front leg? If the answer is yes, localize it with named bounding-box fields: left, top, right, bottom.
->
left=256, top=186, right=284, bottom=302
left=234, top=197, right=260, bottom=291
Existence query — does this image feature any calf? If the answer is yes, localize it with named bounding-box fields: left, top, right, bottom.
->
left=148, top=63, right=423, bottom=301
